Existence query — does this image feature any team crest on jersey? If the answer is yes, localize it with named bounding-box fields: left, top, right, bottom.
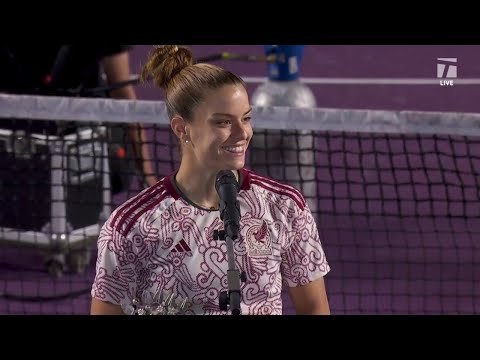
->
left=245, top=220, right=272, bottom=256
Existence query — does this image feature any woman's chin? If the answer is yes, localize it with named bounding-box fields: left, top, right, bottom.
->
left=222, top=159, right=245, bottom=171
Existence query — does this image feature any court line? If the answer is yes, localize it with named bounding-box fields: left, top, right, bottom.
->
left=129, top=74, right=480, bottom=85
left=241, top=77, right=480, bottom=85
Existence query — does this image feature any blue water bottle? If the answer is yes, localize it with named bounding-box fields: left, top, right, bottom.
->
left=264, top=45, right=305, bottom=81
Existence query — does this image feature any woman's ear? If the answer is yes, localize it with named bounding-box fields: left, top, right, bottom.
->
left=171, top=116, right=188, bottom=143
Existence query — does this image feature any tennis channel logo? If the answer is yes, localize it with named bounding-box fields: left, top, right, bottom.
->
left=437, top=58, right=457, bottom=86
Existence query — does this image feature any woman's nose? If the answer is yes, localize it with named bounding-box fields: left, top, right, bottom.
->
left=232, top=120, right=251, bottom=140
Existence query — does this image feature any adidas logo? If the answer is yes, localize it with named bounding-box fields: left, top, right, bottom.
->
left=170, top=239, right=192, bottom=253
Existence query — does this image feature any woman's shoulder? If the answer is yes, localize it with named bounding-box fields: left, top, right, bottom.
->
left=106, top=174, right=178, bottom=237
left=241, top=168, right=307, bottom=212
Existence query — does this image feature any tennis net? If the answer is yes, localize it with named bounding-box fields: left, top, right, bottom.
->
left=0, top=93, right=479, bottom=314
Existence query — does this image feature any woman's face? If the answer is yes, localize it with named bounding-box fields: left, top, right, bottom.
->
left=184, top=84, right=253, bottom=173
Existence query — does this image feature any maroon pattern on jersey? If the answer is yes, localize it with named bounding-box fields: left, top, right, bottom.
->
left=91, top=169, right=330, bottom=314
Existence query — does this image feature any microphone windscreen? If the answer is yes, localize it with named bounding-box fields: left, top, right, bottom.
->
left=215, top=170, right=239, bottom=193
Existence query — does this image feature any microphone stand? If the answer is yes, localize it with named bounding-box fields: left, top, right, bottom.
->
left=213, top=227, right=246, bottom=316
left=214, top=171, right=247, bottom=315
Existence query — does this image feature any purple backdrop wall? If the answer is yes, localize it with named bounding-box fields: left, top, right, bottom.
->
left=131, top=45, right=480, bottom=112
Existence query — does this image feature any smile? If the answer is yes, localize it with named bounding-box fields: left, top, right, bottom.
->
left=222, top=146, right=244, bottom=154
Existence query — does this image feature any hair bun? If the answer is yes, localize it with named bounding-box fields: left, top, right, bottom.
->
left=140, top=45, right=194, bottom=89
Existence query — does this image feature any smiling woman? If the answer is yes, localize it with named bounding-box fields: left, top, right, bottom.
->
left=89, top=45, right=331, bottom=315
left=172, top=85, right=253, bottom=204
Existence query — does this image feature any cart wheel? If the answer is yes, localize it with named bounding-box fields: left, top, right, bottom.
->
left=67, top=249, right=91, bottom=274
left=44, top=252, right=66, bottom=279
left=46, top=259, right=64, bottom=278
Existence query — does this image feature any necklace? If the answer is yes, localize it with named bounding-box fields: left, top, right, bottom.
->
left=173, top=175, right=220, bottom=211
left=193, top=202, right=219, bottom=211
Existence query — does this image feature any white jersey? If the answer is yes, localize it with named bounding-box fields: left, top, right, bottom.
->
left=91, top=168, right=330, bottom=315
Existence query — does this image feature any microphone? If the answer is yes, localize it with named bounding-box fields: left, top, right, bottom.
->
left=215, top=170, right=240, bottom=240
left=48, top=45, right=100, bottom=96
left=49, top=46, right=83, bottom=91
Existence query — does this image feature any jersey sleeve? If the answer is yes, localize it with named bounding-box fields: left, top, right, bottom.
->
left=90, top=211, right=142, bottom=307
left=280, top=203, right=331, bottom=287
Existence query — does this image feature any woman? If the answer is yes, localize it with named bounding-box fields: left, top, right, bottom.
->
left=90, top=45, right=331, bottom=315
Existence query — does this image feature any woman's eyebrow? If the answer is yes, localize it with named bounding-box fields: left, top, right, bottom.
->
left=211, top=108, right=252, bottom=117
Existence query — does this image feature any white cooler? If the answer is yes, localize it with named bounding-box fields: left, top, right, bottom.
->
left=0, top=125, right=111, bottom=277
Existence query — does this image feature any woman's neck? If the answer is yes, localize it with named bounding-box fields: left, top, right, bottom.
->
left=175, top=164, right=239, bottom=210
